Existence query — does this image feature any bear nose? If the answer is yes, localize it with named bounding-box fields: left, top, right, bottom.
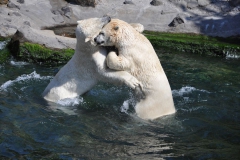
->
left=94, top=37, right=97, bottom=42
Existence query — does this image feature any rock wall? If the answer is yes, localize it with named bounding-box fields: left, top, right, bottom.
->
left=65, top=0, right=98, bottom=7
left=0, top=0, right=239, bottom=50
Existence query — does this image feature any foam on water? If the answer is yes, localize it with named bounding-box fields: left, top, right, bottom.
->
left=0, top=71, right=52, bottom=91
left=120, top=100, right=130, bottom=114
left=172, top=86, right=209, bottom=97
left=0, top=41, right=7, bottom=50
left=57, top=96, right=84, bottom=107
left=226, top=53, right=240, bottom=59
left=10, top=60, right=29, bottom=66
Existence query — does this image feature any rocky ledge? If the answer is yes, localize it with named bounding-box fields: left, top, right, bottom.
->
left=0, top=0, right=240, bottom=63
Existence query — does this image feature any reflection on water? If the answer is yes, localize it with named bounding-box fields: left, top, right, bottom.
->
left=0, top=48, right=240, bottom=159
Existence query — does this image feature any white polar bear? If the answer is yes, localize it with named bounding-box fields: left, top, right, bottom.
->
left=94, top=19, right=176, bottom=120
left=42, top=16, right=144, bottom=103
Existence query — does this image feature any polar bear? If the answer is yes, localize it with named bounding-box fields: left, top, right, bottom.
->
left=42, top=16, right=144, bottom=103
left=94, top=19, right=176, bottom=120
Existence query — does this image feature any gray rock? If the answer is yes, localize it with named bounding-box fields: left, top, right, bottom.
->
left=61, top=6, right=72, bottom=18
left=23, top=21, right=30, bottom=26
left=51, top=9, right=62, bottom=15
left=0, top=0, right=240, bottom=52
left=7, top=2, right=20, bottom=9
left=169, top=15, right=184, bottom=27
left=4, top=18, right=12, bottom=22
left=0, top=24, right=17, bottom=37
left=67, top=0, right=97, bottom=7
left=123, top=0, right=134, bottom=5
left=17, top=0, right=24, bottom=4
left=14, top=25, right=76, bottom=49
left=187, top=1, right=198, bottom=9
left=8, top=12, right=21, bottom=16
left=198, top=0, right=211, bottom=7
left=53, top=15, right=65, bottom=23
left=150, top=0, right=163, bottom=6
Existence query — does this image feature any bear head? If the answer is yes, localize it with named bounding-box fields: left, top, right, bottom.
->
left=94, top=19, right=143, bottom=47
left=76, top=16, right=111, bottom=44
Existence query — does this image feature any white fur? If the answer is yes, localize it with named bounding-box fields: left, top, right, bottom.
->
left=42, top=18, right=143, bottom=103
left=98, top=19, right=176, bottom=120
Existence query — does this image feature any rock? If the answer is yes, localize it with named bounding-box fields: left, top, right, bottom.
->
left=150, top=0, right=162, bottom=6
left=0, top=0, right=8, bottom=5
left=8, top=12, right=21, bottom=16
left=123, top=0, right=134, bottom=5
left=23, top=21, right=30, bottom=26
left=51, top=9, right=62, bottom=15
left=61, top=6, right=72, bottom=18
left=229, top=0, right=240, bottom=7
left=53, top=15, right=65, bottom=23
left=0, top=24, right=17, bottom=37
left=4, top=18, right=11, bottom=22
left=66, top=0, right=97, bottom=7
left=17, top=0, right=24, bottom=4
left=168, top=15, right=184, bottom=27
left=187, top=1, right=198, bottom=9
left=51, top=6, right=72, bottom=18
left=198, top=0, right=211, bottom=7
left=13, top=25, right=76, bottom=49
left=7, top=2, right=20, bottom=9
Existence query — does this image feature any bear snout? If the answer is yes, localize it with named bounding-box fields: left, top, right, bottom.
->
left=94, top=35, right=104, bottom=45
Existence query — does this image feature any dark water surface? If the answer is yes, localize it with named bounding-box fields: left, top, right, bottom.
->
left=0, top=44, right=240, bottom=159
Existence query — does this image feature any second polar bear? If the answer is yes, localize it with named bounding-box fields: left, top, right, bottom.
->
left=94, top=19, right=176, bottom=120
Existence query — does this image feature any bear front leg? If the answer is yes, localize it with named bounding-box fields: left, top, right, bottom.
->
left=107, top=51, right=131, bottom=71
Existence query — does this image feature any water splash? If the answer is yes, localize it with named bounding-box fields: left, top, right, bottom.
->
left=0, top=71, right=52, bottom=91
left=226, top=52, right=240, bottom=59
left=0, top=41, right=7, bottom=50
left=120, top=100, right=130, bottom=114
left=57, top=96, right=84, bottom=106
left=172, top=86, right=209, bottom=97
left=10, top=60, right=29, bottom=66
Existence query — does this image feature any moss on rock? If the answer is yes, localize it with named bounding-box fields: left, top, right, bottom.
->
left=8, top=40, right=74, bottom=66
left=0, top=48, right=11, bottom=63
left=0, top=38, right=10, bottom=63
left=144, top=31, right=240, bottom=57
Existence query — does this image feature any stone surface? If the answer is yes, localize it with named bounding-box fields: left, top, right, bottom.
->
left=8, top=11, right=21, bottom=16
left=198, top=0, right=211, bottom=7
left=53, top=15, right=65, bottom=23
left=123, top=0, right=134, bottom=5
left=17, top=0, right=24, bottom=4
left=187, top=1, right=198, bottom=9
left=0, top=0, right=240, bottom=51
left=168, top=15, right=184, bottom=27
left=23, top=21, right=30, bottom=26
left=7, top=1, right=20, bottom=9
left=66, top=0, right=97, bottom=7
left=150, top=0, right=163, bottom=6
left=61, top=6, right=72, bottom=18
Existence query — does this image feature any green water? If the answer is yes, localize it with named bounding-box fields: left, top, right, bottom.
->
left=0, top=43, right=239, bottom=159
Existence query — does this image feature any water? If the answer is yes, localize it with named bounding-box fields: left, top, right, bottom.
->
left=0, top=46, right=240, bottom=159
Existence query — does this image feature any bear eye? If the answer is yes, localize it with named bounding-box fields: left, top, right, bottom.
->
left=100, top=32, right=105, bottom=36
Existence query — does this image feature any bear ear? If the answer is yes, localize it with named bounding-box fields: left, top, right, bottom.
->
left=85, top=37, right=91, bottom=43
left=114, top=26, right=119, bottom=31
